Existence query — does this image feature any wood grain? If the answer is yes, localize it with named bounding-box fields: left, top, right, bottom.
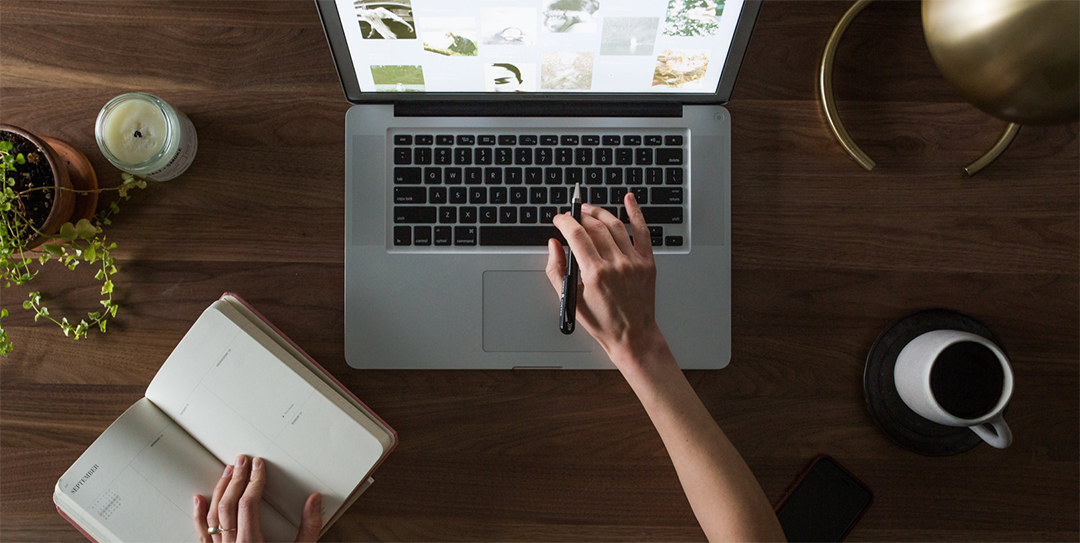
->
left=2, top=0, right=1077, bottom=541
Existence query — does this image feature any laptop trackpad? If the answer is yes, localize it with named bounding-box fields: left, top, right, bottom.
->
left=483, top=271, right=595, bottom=353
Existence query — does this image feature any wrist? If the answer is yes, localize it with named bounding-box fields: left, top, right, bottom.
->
left=605, top=324, right=675, bottom=376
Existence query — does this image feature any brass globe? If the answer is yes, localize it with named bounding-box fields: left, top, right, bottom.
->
left=922, top=0, right=1079, bottom=125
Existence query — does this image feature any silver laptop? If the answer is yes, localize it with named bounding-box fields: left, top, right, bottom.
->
left=316, top=0, right=760, bottom=369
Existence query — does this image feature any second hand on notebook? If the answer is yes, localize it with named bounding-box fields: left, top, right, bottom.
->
left=559, top=183, right=583, bottom=335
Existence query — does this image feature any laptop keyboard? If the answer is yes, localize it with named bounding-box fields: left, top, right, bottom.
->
left=389, top=129, right=689, bottom=252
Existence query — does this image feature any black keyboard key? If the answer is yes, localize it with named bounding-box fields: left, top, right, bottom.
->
left=499, top=207, right=518, bottom=224
left=465, top=167, right=482, bottom=184
left=627, top=168, right=643, bottom=185
left=495, top=147, right=513, bottom=165
left=436, top=135, right=454, bottom=145
left=469, top=186, right=487, bottom=204
left=521, top=206, right=538, bottom=224
left=666, top=168, right=684, bottom=185
left=545, top=167, right=562, bottom=185
left=490, top=186, right=507, bottom=204
left=645, top=135, right=663, bottom=146
left=649, top=226, right=663, bottom=237
left=630, top=187, right=648, bottom=204
left=395, top=186, right=426, bottom=203
left=560, top=135, right=579, bottom=145
left=449, top=186, right=467, bottom=203
left=520, top=135, right=538, bottom=145
left=525, top=167, right=543, bottom=184
left=616, top=148, right=633, bottom=165
left=585, top=167, right=603, bottom=184
left=582, top=135, right=600, bottom=146
left=394, top=167, right=421, bottom=184
left=457, top=135, right=475, bottom=145
left=575, top=148, right=593, bottom=165
left=555, top=148, right=573, bottom=165
left=596, top=148, right=613, bottom=165
left=480, top=226, right=564, bottom=246
left=656, top=148, right=683, bottom=165
left=394, top=135, right=413, bottom=145
left=602, top=135, right=620, bottom=145
left=664, top=135, right=683, bottom=146
left=445, top=167, right=462, bottom=184
left=435, top=147, right=452, bottom=165
left=435, top=226, right=452, bottom=245
left=605, top=168, right=623, bottom=185
left=415, top=135, right=434, bottom=145
left=665, top=236, right=683, bottom=246
left=485, top=168, right=502, bottom=184
left=624, top=135, right=642, bottom=146
left=641, top=206, right=683, bottom=224
left=480, top=206, right=497, bottom=223
left=515, top=147, right=532, bottom=165
left=498, top=135, right=517, bottom=145
left=611, top=187, right=628, bottom=203
left=567, top=167, right=583, bottom=185
left=530, top=187, right=548, bottom=204
left=394, top=148, right=412, bottom=165
left=414, top=226, right=432, bottom=246
left=455, top=225, right=477, bottom=245
left=510, top=186, right=528, bottom=204
left=540, top=135, right=559, bottom=145
left=652, top=187, right=683, bottom=204
left=505, top=167, right=523, bottom=185
left=460, top=206, right=477, bottom=223
left=651, top=237, right=663, bottom=246
left=535, top=147, right=553, bottom=165
left=429, top=187, right=447, bottom=204
left=590, top=187, right=608, bottom=204
left=394, top=206, right=436, bottom=224
left=424, top=167, right=441, bottom=184
left=635, top=148, right=653, bottom=165
left=414, top=148, right=432, bottom=165
left=476, top=147, right=493, bottom=165
left=439, top=206, right=456, bottom=223
left=540, top=206, right=558, bottom=223
left=455, top=147, right=472, bottom=165
left=394, top=226, right=411, bottom=245
left=478, top=135, right=496, bottom=145
left=551, top=186, right=569, bottom=204
left=646, top=167, right=663, bottom=185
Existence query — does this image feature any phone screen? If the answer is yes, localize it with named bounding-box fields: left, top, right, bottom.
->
left=775, top=456, right=873, bottom=542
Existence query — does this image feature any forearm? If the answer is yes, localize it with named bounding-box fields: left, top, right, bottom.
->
left=612, top=331, right=785, bottom=542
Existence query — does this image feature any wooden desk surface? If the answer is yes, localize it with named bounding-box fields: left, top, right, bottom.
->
left=2, top=1, right=1076, bottom=541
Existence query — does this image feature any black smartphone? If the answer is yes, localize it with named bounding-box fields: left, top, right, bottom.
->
left=773, top=455, right=874, bottom=542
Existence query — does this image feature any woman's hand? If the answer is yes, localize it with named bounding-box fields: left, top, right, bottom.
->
left=193, top=454, right=322, bottom=543
left=545, top=193, right=666, bottom=367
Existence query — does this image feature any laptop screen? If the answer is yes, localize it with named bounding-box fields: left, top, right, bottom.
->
left=330, top=0, right=747, bottom=95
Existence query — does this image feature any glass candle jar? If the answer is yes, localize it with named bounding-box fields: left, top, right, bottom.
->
left=95, top=93, right=197, bottom=181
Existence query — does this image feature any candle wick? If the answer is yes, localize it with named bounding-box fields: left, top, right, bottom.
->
left=134, top=130, right=142, bottom=138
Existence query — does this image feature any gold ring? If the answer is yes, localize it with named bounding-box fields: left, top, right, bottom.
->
left=207, top=526, right=236, bottom=535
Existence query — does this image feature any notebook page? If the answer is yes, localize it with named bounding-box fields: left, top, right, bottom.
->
left=54, top=398, right=296, bottom=542
left=144, top=303, right=386, bottom=527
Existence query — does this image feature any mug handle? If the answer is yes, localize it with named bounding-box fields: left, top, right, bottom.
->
left=970, top=416, right=1012, bottom=449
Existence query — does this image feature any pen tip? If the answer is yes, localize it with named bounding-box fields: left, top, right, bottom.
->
left=573, top=183, right=581, bottom=201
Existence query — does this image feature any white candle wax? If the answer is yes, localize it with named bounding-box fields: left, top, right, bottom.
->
left=100, top=98, right=168, bottom=164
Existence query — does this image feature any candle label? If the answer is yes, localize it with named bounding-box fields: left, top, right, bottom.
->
left=144, top=114, right=198, bottom=182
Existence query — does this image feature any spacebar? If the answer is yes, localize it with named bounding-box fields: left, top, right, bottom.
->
left=480, top=226, right=565, bottom=246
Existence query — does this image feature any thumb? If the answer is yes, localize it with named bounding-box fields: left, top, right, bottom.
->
left=293, top=493, right=322, bottom=543
left=544, top=238, right=567, bottom=294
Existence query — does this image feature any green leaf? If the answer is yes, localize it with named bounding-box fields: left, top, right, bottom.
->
left=109, top=305, right=118, bottom=317
left=0, top=309, right=7, bottom=318
left=84, top=246, right=97, bottom=262
left=0, top=141, right=12, bottom=152
left=22, top=300, right=32, bottom=309
left=75, top=218, right=96, bottom=240
left=57, top=222, right=77, bottom=242
left=98, top=320, right=107, bottom=333
left=88, top=312, right=101, bottom=320
left=101, top=280, right=114, bottom=294
left=42, top=243, right=64, bottom=257
left=95, top=269, right=105, bottom=280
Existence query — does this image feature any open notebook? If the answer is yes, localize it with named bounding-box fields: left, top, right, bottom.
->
left=54, top=294, right=397, bottom=543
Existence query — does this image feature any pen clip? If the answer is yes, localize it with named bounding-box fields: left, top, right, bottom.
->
left=559, top=274, right=575, bottom=334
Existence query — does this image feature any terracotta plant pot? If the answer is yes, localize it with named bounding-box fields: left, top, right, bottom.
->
left=0, top=124, right=78, bottom=249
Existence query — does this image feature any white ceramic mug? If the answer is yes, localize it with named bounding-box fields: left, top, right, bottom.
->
left=894, top=330, right=1013, bottom=448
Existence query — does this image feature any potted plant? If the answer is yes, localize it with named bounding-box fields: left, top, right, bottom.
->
left=0, top=124, right=146, bottom=355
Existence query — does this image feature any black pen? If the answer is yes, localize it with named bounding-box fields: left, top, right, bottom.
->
left=559, top=183, right=582, bottom=335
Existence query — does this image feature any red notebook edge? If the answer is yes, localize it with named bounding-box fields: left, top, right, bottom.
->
left=56, top=504, right=101, bottom=543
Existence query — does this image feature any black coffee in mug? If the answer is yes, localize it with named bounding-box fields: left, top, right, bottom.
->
left=929, top=341, right=1005, bottom=419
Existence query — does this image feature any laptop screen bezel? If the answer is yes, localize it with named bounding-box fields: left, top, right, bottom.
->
left=315, top=0, right=761, bottom=106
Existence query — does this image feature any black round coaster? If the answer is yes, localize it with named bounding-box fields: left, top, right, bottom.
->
left=863, top=308, right=1008, bottom=456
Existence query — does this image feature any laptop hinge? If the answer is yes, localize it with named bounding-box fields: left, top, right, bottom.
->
left=394, top=101, right=682, bottom=118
